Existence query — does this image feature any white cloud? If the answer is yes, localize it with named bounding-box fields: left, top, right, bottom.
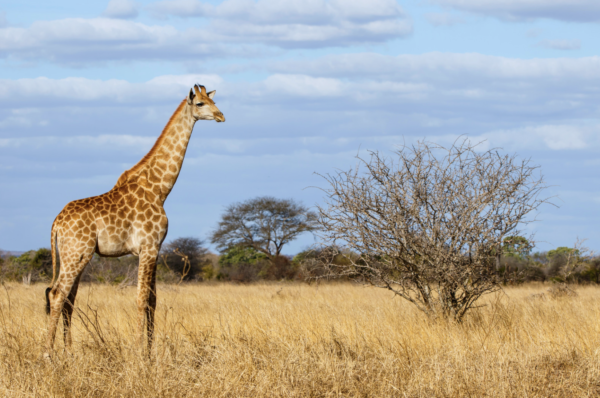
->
left=270, top=52, right=600, bottom=83
left=149, top=0, right=412, bottom=47
left=0, top=135, right=155, bottom=149
left=261, top=74, right=344, bottom=97
left=146, top=74, right=223, bottom=89
left=353, top=124, right=600, bottom=154
left=476, top=125, right=600, bottom=151
left=0, top=109, right=47, bottom=129
left=537, top=39, right=581, bottom=51
left=0, top=18, right=224, bottom=65
left=149, top=0, right=212, bottom=17
left=425, top=12, right=466, bottom=27
left=152, top=0, right=406, bottom=23
left=0, top=74, right=222, bottom=106
left=431, top=0, right=600, bottom=22
left=103, top=0, right=140, bottom=19
left=0, top=5, right=410, bottom=65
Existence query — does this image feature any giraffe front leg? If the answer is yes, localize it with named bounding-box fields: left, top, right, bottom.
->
left=136, top=246, right=159, bottom=352
left=147, top=265, right=157, bottom=350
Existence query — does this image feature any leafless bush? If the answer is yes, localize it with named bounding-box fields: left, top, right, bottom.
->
left=316, top=139, right=551, bottom=321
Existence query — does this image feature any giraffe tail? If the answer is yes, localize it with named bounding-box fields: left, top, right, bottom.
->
left=46, top=225, right=58, bottom=315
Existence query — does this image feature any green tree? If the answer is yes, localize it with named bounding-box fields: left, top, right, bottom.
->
left=3, top=248, right=53, bottom=282
left=218, top=246, right=268, bottom=266
left=581, top=258, right=600, bottom=284
left=216, top=246, right=268, bottom=282
left=546, top=240, right=591, bottom=282
left=502, top=236, right=533, bottom=259
left=547, top=246, right=580, bottom=260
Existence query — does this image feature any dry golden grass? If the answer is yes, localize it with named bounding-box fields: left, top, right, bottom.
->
left=0, top=282, right=599, bottom=397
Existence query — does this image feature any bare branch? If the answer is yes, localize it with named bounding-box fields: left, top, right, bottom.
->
left=314, top=139, right=552, bottom=321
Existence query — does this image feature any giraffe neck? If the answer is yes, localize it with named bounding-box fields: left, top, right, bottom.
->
left=113, top=99, right=197, bottom=204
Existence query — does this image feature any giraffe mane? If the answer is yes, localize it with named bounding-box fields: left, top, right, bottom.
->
left=113, top=98, right=187, bottom=188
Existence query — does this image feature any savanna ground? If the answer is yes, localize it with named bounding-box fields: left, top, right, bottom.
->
left=0, top=282, right=599, bottom=397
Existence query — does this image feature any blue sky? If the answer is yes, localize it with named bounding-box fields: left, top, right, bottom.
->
left=1, top=0, right=599, bottom=254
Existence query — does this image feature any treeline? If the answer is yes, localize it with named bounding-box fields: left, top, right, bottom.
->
left=0, top=238, right=305, bottom=285
left=1, top=239, right=599, bottom=285
left=496, top=248, right=600, bottom=284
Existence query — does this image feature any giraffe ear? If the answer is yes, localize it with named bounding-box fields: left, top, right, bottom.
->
left=207, top=90, right=216, bottom=99
left=188, top=88, right=196, bottom=105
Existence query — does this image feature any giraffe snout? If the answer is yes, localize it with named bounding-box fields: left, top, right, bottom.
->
left=214, top=112, right=225, bottom=122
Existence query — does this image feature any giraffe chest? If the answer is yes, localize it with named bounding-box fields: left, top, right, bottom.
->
left=96, top=202, right=168, bottom=256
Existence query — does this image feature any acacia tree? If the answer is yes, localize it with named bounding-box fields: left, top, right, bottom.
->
left=316, top=139, right=551, bottom=321
left=210, top=197, right=318, bottom=260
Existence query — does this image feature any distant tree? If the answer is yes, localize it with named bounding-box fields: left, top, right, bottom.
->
left=548, top=240, right=592, bottom=282
left=499, top=236, right=534, bottom=283
left=530, top=251, right=549, bottom=266
left=161, top=237, right=210, bottom=281
left=260, top=255, right=297, bottom=280
left=216, top=246, right=267, bottom=282
left=217, top=246, right=297, bottom=281
left=547, top=246, right=580, bottom=260
left=0, top=248, right=53, bottom=283
left=294, top=246, right=356, bottom=279
left=502, top=236, right=533, bottom=259
left=581, top=258, right=600, bottom=284
left=219, top=246, right=268, bottom=266
left=210, top=197, right=319, bottom=261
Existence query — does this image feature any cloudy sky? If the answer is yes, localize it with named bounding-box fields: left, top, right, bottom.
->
left=1, top=0, right=599, bottom=254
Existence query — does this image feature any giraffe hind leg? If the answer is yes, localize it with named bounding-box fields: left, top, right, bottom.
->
left=45, top=248, right=93, bottom=354
left=62, top=274, right=82, bottom=348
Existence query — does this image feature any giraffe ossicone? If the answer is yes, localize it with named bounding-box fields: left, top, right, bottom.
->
left=44, top=84, right=225, bottom=355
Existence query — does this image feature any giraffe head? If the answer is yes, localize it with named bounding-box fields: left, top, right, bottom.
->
left=187, top=84, right=225, bottom=122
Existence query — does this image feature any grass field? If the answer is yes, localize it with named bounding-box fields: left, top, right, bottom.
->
left=0, top=282, right=599, bottom=397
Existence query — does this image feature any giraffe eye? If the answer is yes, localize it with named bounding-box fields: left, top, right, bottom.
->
left=196, top=102, right=205, bottom=107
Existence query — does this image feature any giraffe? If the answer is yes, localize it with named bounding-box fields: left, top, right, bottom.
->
left=44, top=84, right=225, bottom=356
